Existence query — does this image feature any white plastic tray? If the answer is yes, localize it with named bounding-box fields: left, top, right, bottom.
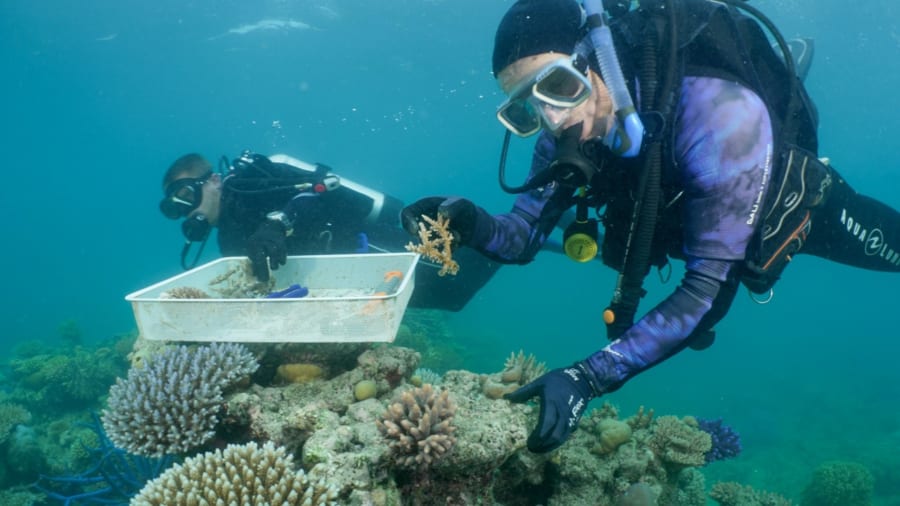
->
left=125, top=253, right=418, bottom=343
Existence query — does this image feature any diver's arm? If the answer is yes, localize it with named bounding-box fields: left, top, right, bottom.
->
left=468, top=133, right=572, bottom=263
left=582, top=76, right=774, bottom=392
left=582, top=257, right=739, bottom=392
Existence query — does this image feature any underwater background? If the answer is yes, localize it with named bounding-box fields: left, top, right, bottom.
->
left=1, top=0, right=899, bottom=503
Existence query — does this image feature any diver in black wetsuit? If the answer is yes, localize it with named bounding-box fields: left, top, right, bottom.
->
left=159, top=150, right=500, bottom=311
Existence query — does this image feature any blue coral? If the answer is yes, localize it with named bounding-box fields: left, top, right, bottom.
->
left=696, top=417, right=742, bottom=463
left=101, top=343, right=258, bottom=457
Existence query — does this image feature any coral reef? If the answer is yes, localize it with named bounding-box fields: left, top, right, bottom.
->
left=130, top=441, right=337, bottom=505
left=101, top=342, right=258, bottom=457
left=217, top=345, right=713, bottom=505
left=709, top=481, right=793, bottom=505
left=34, top=413, right=175, bottom=505
left=0, top=403, right=31, bottom=446
left=394, top=309, right=469, bottom=371
left=696, top=417, right=742, bottom=463
left=481, top=349, right=546, bottom=399
left=7, top=347, right=125, bottom=410
left=800, top=460, right=874, bottom=506
left=405, top=214, right=459, bottom=276
left=646, top=416, right=712, bottom=470
left=376, top=383, right=457, bottom=469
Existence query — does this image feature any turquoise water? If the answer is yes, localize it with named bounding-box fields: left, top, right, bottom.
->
left=2, top=0, right=899, bottom=502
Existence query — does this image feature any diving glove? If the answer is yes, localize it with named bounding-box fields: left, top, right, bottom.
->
left=401, top=196, right=487, bottom=246
left=504, top=362, right=598, bottom=453
left=246, top=220, right=288, bottom=282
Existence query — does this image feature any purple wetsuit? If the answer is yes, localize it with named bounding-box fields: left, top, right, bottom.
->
left=470, top=76, right=774, bottom=393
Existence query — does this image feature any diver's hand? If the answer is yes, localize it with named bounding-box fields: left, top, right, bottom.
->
left=401, top=196, right=480, bottom=246
left=504, top=363, right=597, bottom=453
left=246, top=220, right=288, bottom=282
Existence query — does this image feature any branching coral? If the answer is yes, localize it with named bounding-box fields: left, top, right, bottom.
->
left=159, top=286, right=210, bottom=299
left=646, top=416, right=712, bottom=469
left=101, top=343, right=258, bottom=457
left=482, top=350, right=546, bottom=399
left=376, top=384, right=457, bottom=468
left=405, top=214, right=459, bottom=276
left=131, top=441, right=337, bottom=505
left=696, top=417, right=742, bottom=463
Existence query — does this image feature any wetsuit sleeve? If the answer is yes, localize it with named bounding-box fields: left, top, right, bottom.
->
left=469, top=133, right=574, bottom=264
left=582, top=77, right=774, bottom=393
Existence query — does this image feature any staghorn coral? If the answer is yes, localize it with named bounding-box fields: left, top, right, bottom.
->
left=159, top=286, right=210, bottom=299
left=101, top=342, right=258, bottom=457
left=207, top=258, right=274, bottom=298
left=627, top=405, right=655, bottom=430
left=405, top=214, right=459, bottom=276
left=501, top=349, right=547, bottom=384
left=710, top=481, right=793, bottom=506
left=376, top=383, right=457, bottom=469
left=131, top=441, right=337, bottom=505
left=482, top=349, right=547, bottom=399
left=647, top=416, right=712, bottom=470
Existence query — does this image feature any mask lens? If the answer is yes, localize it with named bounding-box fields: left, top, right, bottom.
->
left=534, top=65, right=589, bottom=105
left=497, top=99, right=542, bottom=137
left=160, top=173, right=210, bottom=219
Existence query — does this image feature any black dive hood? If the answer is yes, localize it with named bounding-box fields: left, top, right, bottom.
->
left=498, top=124, right=601, bottom=194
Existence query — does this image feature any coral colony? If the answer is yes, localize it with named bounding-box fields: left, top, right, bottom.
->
left=4, top=329, right=820, bottom=504
left=101, top=343, right=258, bottom=457
left=696, top=417, right=743, bottom=463
left=405, top=214, right=460, bottom=276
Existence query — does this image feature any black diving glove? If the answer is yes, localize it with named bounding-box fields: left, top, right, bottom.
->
left=246, top=220, right=288, bottom=282
left=504, top=362, right=598, bottom=453
left=401, top=196, right=482, bottom=246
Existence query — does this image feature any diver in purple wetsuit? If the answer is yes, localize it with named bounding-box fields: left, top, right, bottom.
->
left=402, top=0, right=900, bottom=453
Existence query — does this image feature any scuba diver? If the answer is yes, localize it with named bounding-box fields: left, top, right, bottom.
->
left=159, top=151, right=501, bottom=311
left=401, top=0, right=900, bottom=452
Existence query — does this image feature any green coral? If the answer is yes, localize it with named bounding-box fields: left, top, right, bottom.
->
left=710, top=481, right=793, bottom=506
left=8, top=347, right=125, bottom=410
left=646, top=416, right=712, bottom=470
left=800, top=460, right=873, bottom=506
left=0, top=403, right=31, bottom=446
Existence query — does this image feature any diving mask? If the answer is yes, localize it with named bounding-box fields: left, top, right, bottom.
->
left=496, top=54, right=592, bottom=137
left=159, top=170, right=213, bottom=219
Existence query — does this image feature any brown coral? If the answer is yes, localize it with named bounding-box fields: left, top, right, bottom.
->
left=376, top=383, right=457, bottom=468
left=647, top=415, right=712, bottom=469
left=482, top=349, right=547, bottom=399
left=405, top=214, right=459, bottom=276
left=159, top=286, right=210, bottom=299
left=131, top=441, right=337, bottom=505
